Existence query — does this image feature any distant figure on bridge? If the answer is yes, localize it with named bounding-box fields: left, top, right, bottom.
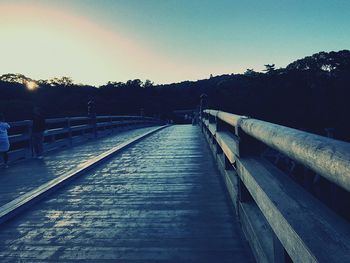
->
left=199, top=93, right=208, bottom=116
left=87, top=98, right=97, bottom=138
left=31, top=107, right=46, bottom=159
left=87, top=98, right=96, bottom=118
left=0, top=114, right=10, bottom=168
left=192, top=111, right=199, bottom=125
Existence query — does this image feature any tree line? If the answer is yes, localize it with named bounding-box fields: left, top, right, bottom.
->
left=1, top=50, right=349, bottom=141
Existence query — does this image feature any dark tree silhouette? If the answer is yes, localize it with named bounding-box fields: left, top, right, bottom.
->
left=1, top=50, right=350, bottom=141
left=263, top=64, right=276, bottom=73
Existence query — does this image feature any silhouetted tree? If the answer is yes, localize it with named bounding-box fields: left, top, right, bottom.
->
left=143, top=79, right=153, bottom=88
left=1, top=50, right=350, bottom=142
left=48, top=76, right=74, bottom=86
left=263, top=64, right=276, bottom=73
left=244, top=68, right=259, bottom=77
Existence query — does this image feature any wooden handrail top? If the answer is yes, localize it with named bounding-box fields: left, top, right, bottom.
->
left=204, top=109, right=243, bottom=127
left=7, top=115, right=161, bottom=144
left=240, top=118, right=350, bottom=192
left=202, top=109, right=350, bottom=192
left=201, top=110, right=350, bottom=262
left=8, top=120, right=32, bottom=127
left=45, top=118, right=68, bottom=124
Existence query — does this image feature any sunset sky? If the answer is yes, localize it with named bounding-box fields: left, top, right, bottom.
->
left=0, top=0, right=349, bottom=86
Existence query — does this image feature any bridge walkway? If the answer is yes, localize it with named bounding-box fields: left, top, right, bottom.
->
left=0, top=126, right=158, bottom=207
left=0, top=125, right=252, bottom=262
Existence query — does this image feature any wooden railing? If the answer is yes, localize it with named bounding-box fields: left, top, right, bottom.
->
left=200, top=109, right=350, bottom=263
left=7, top=115, right=162, bottom=163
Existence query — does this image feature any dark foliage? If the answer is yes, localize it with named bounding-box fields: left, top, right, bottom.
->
left=1, top=50, right=349, bottom=141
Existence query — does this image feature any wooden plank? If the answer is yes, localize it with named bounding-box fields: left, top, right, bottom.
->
left=239, top=118, right=350, bottom=192
left=204, top=109, right=220, bottom=116
left=44, top=139, right=70, bottom=152
left=70, top=117, right=89, bottom=121
left=45, top=118, right=67, bottom=124
left=9, top=134, right=30, bottom=143
left=216, top=153, right=238, bottom=209
left=0, top=125, right=168, bottom=226
left=203, top=128, right=239, bottom=214
left=45, top=127, right=69, bottom=136
left=217, top=111, right=242, bottom=127
left=208, top=123, right=216, bottom=136
left=70, top=124, right=90, bottom=131
left=239, top=202, right=273, bottom=263
left=215, top=131, right=239, bottom=164
left=7, top=149, right=27, bottom=162
left=236, top=156, right=350, bottom=262
left=0, top=125, right=252, bottom=262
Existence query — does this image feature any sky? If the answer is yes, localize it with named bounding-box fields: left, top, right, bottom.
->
left=0, top=0, right=349, bottom=86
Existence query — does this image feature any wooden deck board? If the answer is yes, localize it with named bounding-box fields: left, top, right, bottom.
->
left=0, top=127, right=158, bottom=207
left=0, top=125, right=252, bottom=262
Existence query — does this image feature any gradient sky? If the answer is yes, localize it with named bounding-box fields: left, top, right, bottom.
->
left=0, top=0, right=349, bottom=86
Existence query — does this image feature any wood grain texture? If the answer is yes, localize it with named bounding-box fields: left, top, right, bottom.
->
left=0, top=125, right=252, bottom=262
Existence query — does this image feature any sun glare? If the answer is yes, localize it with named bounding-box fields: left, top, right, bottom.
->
left=25, top=80, right=39, bottom=90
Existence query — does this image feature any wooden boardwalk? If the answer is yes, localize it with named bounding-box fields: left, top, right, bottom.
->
left=0, top=127, right=157, bottom=206
left=0, top=125, right=252, bottom=262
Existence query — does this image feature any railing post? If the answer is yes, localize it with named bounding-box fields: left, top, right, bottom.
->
left=215, top=114, right=225, bottom=154
left=208, top=114, right=215, bottom=124
left=92, top=116, right=97, bottom=138
left=66, top=117, right=72, bottom=146
left=210, top=115, right=216, bottom=144
left=235, top=117, right=263, bottom=157
left=214, top=112, right=226, bottom=133
left=109, top=116, right=113, bottom=134
left=27, top=121, right=33, bottom=158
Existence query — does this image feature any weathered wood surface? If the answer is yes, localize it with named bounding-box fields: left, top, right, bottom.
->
left=236, top=157, right=350, bottom=262
left=239, top=118, right=350, bottom=192
left=0, top=126, right=167, bottom=225
left=0, top=127, right=159, bottom=207
left=0, top=125, right=252, bottom=262
left=6, top=115, right=161, bottom=164
left=201, top=110, right=350, bottom=263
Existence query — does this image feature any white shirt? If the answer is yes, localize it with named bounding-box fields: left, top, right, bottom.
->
left=0, top=122, right=10, bottom=152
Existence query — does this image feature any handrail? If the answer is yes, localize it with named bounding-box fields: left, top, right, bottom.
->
left=200, top=109, right=350, bottom=263
left=204, top=109, right=243, bottom=127
left=6, top=115, right=162, bottom=162
left=203, top=109, right=350, bottom=192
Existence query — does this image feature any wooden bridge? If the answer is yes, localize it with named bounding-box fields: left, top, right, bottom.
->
left=0, top=112, right=349, bottom=262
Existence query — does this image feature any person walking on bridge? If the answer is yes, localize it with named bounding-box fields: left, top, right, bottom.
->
left=87, top=98, right=97, bottom=138
left=0, top=114, right=10, bottom=168
left=31, top=107, right=46, bottom=159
